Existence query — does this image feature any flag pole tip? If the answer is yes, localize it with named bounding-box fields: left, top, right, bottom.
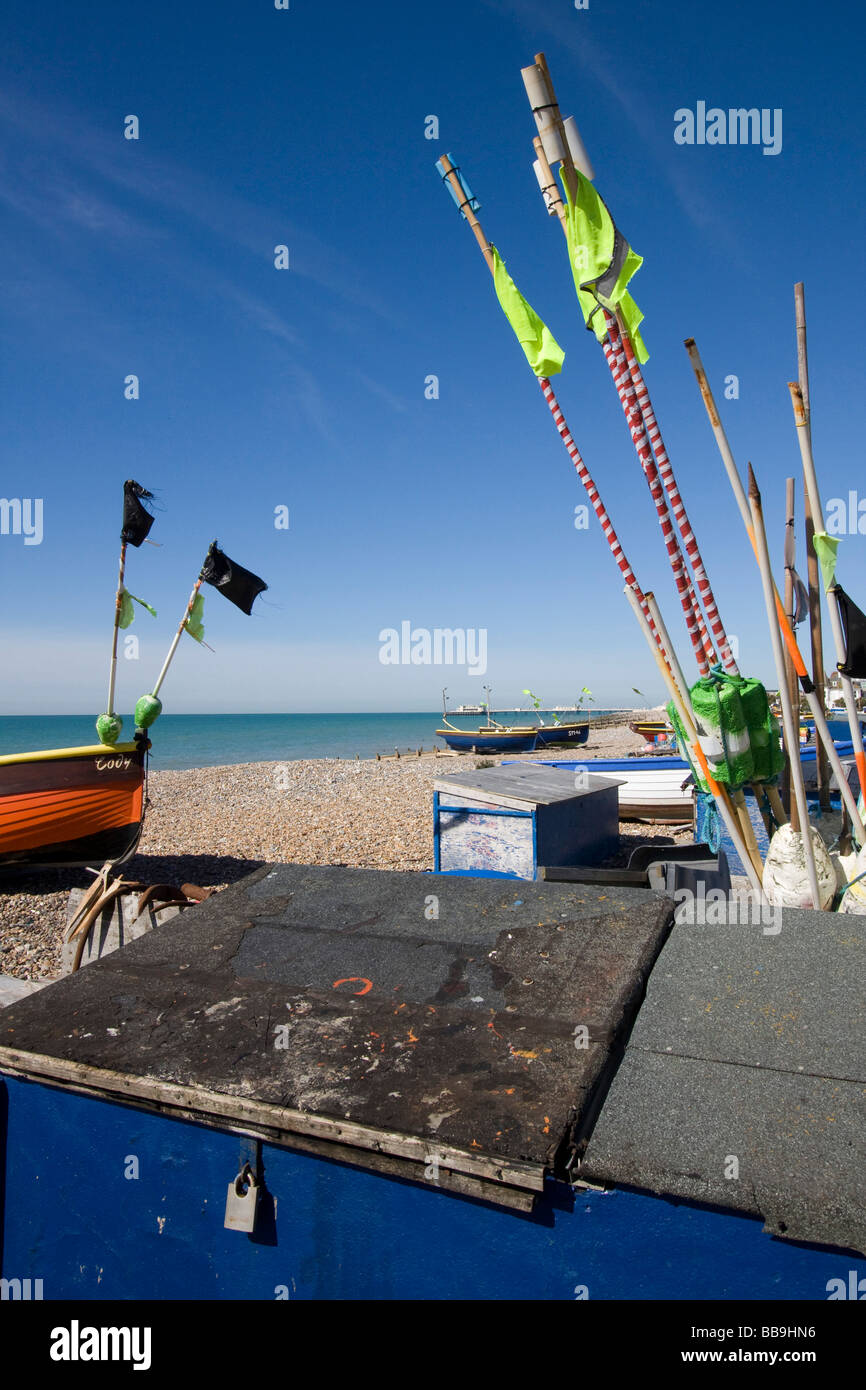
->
left=747, top=462, right=760, bottom=501
left=683, top=337, right=696, bottom=349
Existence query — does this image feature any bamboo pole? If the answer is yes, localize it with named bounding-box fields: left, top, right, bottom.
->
left=795, top=283, right=831, bottom=811
left=782, top=477, right=800, bottom=828
left=436, top=154, right=493, bottom=271
left=748, top=465, right=822, bottom=908
left=684, top=337, right=865, bottom=845
left=625, top=585, right=766, bottom=895
left=788, top=381, right=866, bottom=797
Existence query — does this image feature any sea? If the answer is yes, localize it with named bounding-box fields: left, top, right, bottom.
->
left=0, top=711, right=624, bottom=772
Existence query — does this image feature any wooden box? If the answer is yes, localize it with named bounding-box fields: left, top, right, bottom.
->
left=433, top=764, right=623, bottom=880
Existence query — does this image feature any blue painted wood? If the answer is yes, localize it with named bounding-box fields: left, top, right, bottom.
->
left=436, top=794, right=536, bottom=879
left=434, top=768, right=619, bottom=880
left=2, top=1077, right=863, bottom=1301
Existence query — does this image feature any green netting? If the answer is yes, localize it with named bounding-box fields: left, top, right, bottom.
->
left=688, top=673, right=781, bottom=789
left=737, top=676, right=785, bottom=783
left=135, top=693, right=162, bottom=729
left=666, top=699, right=709, bottom=794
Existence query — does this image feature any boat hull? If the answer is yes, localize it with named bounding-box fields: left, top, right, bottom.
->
left=436, top=728, right=538, bottom=754
left=0, top=742, right=146, bottom=871
left=533, top=722, right=589, bottom=747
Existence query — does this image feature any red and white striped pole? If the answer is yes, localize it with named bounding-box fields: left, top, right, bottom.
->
left=537, top=375, right=663, bottom=651
left=599, top=321, right=715, bottom=677
left=608, top=312, right=740, bottom=675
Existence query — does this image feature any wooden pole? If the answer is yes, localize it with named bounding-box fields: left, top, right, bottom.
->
left=795, top=283, right=831, bottom=811
left=788, top=381, right=866, bottom=803
left=782, top=477, right=799, bottom=828
left=748, top=465, right=822, bottom=909
left=532, top=136, right=566, bottom=227
left=684, top=337, right=864, bottom=845
left=436, top=154, right=493, bottom=271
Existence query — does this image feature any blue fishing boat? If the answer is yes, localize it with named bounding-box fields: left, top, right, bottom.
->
left=437, top=686, right=538, bottom=753
left=436, top=726, right=538, bottom=753
left=533, top=721, right=589, bottom=747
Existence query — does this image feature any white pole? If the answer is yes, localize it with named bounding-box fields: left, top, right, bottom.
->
left=788, top=381, right=866, bottom=795
left=748, top=466, right=822, bottom=909
left=684, top=338, right=864, bottom=845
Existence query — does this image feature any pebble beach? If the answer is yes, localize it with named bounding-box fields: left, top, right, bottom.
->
left=0, top=712, right=682, bottom=982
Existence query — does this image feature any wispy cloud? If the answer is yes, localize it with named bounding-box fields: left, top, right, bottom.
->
left=352, top=370, right=409, bottom=415
left=0, top=81, right=400, bottom=348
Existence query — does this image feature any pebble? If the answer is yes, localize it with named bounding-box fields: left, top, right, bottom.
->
left=0, top=714, right=679, bottom=981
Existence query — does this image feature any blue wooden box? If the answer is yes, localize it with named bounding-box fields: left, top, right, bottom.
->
left=433, top=764, right=623, bottom=880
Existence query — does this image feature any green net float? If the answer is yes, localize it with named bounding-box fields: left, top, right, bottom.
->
left=134, top=693, right=163, bottom=730
left=96, top=713, right=123, bottom=746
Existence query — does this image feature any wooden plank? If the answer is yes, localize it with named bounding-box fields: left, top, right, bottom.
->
left=0, top=1047, right=548, bottom=1192
left=434, top=766, right=624, bottom=807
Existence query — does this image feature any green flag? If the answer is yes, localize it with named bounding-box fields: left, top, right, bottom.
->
left=118, top=588, right=157, bottom=630
left=491, top=246, right=565, bottom=377
left=813, top=532, right=840, bottom=592
left=184, top=592, right=206, bottom=643
left=560, top=169, right=648, bottom=363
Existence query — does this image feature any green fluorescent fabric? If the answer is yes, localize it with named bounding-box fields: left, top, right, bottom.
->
left=813, top=532, right=840, bottom=592
left=184, top=592, right=206, bottom=643
left=118, top=589, right=156, bottom=630
left=491, top=246, right=565, bottom=378
left=560, top=169, right=648, bottom=363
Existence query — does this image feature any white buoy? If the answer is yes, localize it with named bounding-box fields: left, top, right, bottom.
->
left=838, top=844, right=866, bottom=914
left=562, top=115, right=596, bottom=181
left=762, top=823, right=836, bottom=909
left=521, top=62, right=567, bottom=167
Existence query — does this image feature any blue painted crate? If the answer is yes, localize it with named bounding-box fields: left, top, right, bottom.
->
left=433, top=764, right=622, bottom=879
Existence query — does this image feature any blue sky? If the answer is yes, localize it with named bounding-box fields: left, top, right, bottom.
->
left=1, top=0, right=863, bottom=714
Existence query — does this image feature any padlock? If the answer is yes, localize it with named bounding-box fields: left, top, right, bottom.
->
left=224, top=1163, right=259, bottom=1233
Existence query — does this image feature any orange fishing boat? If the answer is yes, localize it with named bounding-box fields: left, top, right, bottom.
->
left=0, top=739, right=147, bottom=871
left=629, top=719, right=674, bottom=744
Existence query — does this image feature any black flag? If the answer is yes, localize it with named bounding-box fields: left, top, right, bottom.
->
left=201, top=542, right=267, bottom=615
left=836, top=587, right=866, bottom=679
left=121, top=479, right=156, bottom=547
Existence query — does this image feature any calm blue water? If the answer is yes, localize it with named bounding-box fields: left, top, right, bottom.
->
left=0, top=711, right=622, bottom=771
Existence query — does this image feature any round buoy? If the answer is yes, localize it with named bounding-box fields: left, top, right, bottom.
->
left=134, top=693, right=163, bottom=730
left=762, top=823, right=836, bottom=910
left=96, top=713, right=123, bottom=746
